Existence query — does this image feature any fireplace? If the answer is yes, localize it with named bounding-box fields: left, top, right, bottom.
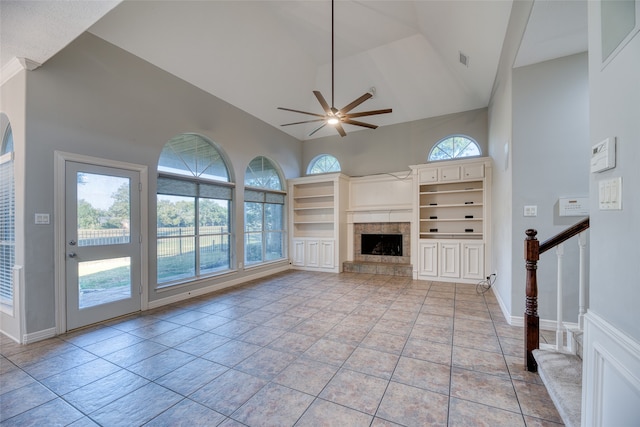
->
left=350, top=221, right=411, bottom=271
left=361, top=234, right=403, bottom=256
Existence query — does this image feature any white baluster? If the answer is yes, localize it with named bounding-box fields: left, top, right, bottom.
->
left=578, top=231, right=587, bottom=329
left=556, top=243, right=564, bottom=351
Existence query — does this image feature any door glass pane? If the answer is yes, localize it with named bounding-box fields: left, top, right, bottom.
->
left=77, top=173, right=130, bottom=246
left=78, top=257, right=131, bottom=309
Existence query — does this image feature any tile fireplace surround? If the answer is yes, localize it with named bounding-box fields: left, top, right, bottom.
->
left=344, top=222, right=412, bottom=276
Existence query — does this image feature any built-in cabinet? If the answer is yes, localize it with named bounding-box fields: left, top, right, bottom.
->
left=288, top=173, right=348, bottom=272
left=412, top=158, right=492, bottom=283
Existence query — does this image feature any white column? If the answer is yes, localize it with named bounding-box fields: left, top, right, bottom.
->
left=555, top=243, right=564, bottom=351
left=578, top=231, right=587, bottom=329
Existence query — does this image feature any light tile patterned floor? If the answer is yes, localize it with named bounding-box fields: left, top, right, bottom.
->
left=0, top=271, right=563, bottom=426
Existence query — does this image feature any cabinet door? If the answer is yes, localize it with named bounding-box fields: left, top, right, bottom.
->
left=439, top=165, right=461, bottom=182
left=305, top=240, right=320, bottom=267
left=440, top=243, right=460, bottom=278
left=419, top=168, right=438, bottom=183
left=462, top=243, right=484, bottom=280
left=292, top=240, right=305, bottom=266
left=319, top=240, right=335, bottom=269
left=418, top=241, right=438, bottom=277
left=462, top=163, right=484, bottom=179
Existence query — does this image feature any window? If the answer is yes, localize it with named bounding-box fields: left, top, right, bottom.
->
left=156, top=134, right=234, bottom=286
left=1, top=122, right=15, bottom=310
left=428, top=135, right=481, bottom=162
left=307, top=154, right=341, bottom=174
left=244, top=156, right=286, bottom=266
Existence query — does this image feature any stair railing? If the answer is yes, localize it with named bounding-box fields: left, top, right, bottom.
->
left=524, top=218, right=590, bottom=372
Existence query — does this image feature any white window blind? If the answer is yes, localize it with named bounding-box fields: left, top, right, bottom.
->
left=0, top=152, right=15, bottom=306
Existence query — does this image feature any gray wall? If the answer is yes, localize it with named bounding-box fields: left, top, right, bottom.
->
left=302, top=108, right=488, bottom=176
left=587, top=1, right=640, bottom=342
left=487, top=0, right=533, bottom=318
left=512, top=53, right=589, bottom=321
left=0, top=70, right=27, bottom=340
left=21, top=33, right=302, bottom=333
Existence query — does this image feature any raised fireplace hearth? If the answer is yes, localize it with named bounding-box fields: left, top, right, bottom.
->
left=344, top=222, right=412, bottom=276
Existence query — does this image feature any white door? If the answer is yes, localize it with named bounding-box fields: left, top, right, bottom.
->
left=65, top=161, right=142, bottom=330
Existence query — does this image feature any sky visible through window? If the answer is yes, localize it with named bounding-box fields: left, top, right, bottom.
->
left=429, top=136, right=480, bottom=161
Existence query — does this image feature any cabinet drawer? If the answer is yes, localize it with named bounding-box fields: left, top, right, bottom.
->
left=439, top=166, right=461, bottom=182
left=463, top=163, right=484, bottom=179
left=419, top=168, right=438, bottom=183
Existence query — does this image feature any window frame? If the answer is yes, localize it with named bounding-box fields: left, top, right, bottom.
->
left=1, top=123, right=15, bottom=312
left=243, top=156, right=287, bottom=267
left=428, top=135, right=481, bottom=162
left=156, top=134, right=235, bottom=288
left=307, top=154, right=341, bottom=175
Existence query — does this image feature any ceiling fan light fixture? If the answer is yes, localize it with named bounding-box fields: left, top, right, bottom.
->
left=277, top=0, right=392, bottom=137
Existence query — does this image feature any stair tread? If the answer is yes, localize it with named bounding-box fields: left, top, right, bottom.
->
left=533, top=349, right=582, bottom=427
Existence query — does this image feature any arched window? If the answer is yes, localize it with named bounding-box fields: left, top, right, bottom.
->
left=156, top=134, right=234, bottom=286
left=428, top=135, right=481, bottom=162
left=244, top=156, right=286, bottom=266
left=307, top=154, right=341, bottom=175
left=1, top=120, right=15, bottom=309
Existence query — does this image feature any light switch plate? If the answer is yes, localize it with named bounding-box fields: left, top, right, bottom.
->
left=35, top=213, right=50, bottom=224
left=524, top=205, right=537, bottom=217
left=599, top=177, right=622, bottom=210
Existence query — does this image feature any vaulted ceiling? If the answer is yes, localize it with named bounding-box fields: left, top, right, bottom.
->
left=0, top=1, right=587, bottom=140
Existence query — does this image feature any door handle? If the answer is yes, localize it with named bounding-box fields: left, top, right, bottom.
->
left=68, top=252, right=77, bottom=258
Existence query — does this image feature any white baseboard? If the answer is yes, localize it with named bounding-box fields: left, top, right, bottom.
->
left=492, top=287, right=578, bottom=331
left=23, top=327, right=56, bottom=344
left=582, top=311, right=640, bottom=427
left=148, top=264, right=290, bottom=310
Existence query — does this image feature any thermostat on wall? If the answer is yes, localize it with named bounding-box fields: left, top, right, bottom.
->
left=591, top=137, right=616, bottom=173
left=559, top=197, right=589, bottom=217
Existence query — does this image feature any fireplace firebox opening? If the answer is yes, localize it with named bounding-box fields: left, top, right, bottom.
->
left=361, top=234, right=403, bottom=257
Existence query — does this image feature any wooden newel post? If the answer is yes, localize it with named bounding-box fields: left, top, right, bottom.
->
left=525, top=229, right=539, bottom=372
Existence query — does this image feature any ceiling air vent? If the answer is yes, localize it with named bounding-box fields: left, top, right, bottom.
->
left=459, top=51, right=469, bottom=67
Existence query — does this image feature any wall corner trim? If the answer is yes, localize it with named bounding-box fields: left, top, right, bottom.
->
left=1, top=57, right=41, bottom=85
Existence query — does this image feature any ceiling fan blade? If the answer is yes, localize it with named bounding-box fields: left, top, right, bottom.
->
left=277, top=107, right=326, bottom=118
left=335, top=122, right=347, bottom=137
left=313, top=91, right=333, bottom=115
left=339, top=92, right=372, bottom=115
left=343, top=108, right=392, bottom=119
left=308, top=123, right=327, bottom=136
left=342, top=119, right=378, bottom=129
left=281, top=118, right=326, bottom=127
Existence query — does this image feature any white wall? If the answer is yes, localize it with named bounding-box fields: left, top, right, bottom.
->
left=511, top=53, right=589, bottom=322
left=583, top=1, right=640, bottom=423
left=488, top=0, right=534, bottom=320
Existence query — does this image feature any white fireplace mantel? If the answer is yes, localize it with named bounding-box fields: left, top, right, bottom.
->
left=345, top=173, right=414, bottom=261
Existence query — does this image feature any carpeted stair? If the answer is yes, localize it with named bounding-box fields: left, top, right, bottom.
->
left=533, top=348, right=582, bottom=427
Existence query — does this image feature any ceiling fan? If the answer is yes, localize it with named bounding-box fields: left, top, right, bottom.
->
left=278, top=0, right=392, bottom=137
